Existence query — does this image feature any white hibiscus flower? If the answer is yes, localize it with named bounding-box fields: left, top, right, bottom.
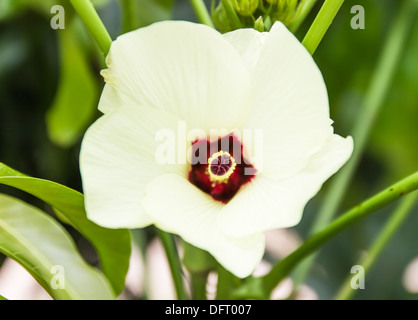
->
left=79, top=20, right=353, bottom=278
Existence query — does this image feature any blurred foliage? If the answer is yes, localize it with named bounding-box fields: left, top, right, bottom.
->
left=294, top=0, right=418, bottom=300
left=120, top=0, right=174, bottom=32
left=45, top=20, right=99, bottom=147
left=0, top=0, right=417, bottom=300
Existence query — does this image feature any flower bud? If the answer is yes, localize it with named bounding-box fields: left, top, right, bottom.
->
left=232, top=0, right=259, bottom=16
left=212, top=2, right=235, bottom=33
left=271, top=0, right=305, bottom=26
left=253, top=16, right=265, bottom=32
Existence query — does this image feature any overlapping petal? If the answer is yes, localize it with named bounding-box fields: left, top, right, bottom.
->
left=80, top=104, right=186, bottom=228
left=226, top=22, right=332, bottom=179
left=142, top=174, right=265, bottom=277
left=218, top=134, right=353, bottom=237
left=100, top=21, right=251, bottom=132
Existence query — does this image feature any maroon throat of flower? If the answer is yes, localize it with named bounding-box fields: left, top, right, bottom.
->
left=188, top=134, right=256, bottom=204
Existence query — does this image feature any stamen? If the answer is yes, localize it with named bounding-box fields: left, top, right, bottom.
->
left=207, top=151, right=236, bottom=183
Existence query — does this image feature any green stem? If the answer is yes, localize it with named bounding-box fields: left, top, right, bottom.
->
left=156, top=229, right=189, bottom=300
left=119, top=0, right=137, bottom=33
left=335, top=192, right=418, bottom=300
left=190, top=272, right=209, bottom=300
left=190, top=0, right=215, bottom=28
left=301, top=0, right=345, bottom=54
left=220, top=0, right=242, bottom=29
left=289, top=0, right=318, bottom=33
left=216, top=265, right=241, bottom=299
left=69, top=0, right=112, bottom=56
left=260, top=170, right=418, bottom=294
left=293, top=0, right=418, bottom=287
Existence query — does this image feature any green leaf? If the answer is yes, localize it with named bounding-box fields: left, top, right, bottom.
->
left=46, top=21, right=99, bottom=147
left=0, top=163, right=131, bottom=296
left=0, top=193, right=115, bottom=300
left=0, top=294, right=7, bottom=300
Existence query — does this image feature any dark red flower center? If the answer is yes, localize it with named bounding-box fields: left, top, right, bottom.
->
left=188, top=134, right=256, bottom=204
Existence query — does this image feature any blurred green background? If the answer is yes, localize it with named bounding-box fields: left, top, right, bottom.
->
left=0, top=0, right=417, bottom=299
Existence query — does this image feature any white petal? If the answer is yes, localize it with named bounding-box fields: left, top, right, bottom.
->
left=218, top=134, right=354, bottom=237
left=80, top=104, right=187, bottom=228
left=223, top=27, right=268, bottom=74
left=142, top=174, right=265, bottom=278
left=226, top=22, right=332, bottom=179
left=102, top=20, right=251, bottom=131
left=98, top=83, right=135, bottom=114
